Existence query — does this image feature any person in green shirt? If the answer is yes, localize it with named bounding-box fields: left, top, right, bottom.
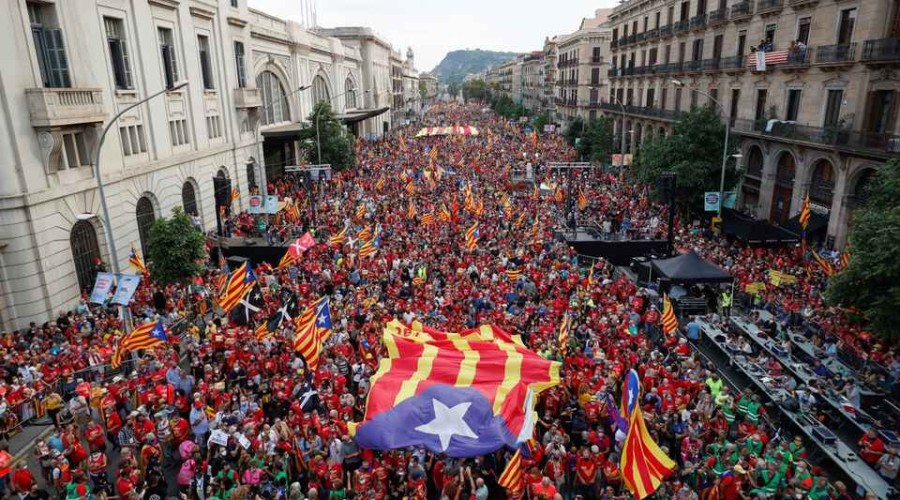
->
left=807, top=476, right=833, bottom=500
left=751, top=461, right=784, bottom=496
left=706, top=374, right=724, bottom=399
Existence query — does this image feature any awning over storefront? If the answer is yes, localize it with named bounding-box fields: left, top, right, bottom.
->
left=782, top=211, right=829, bottom=237
left=338, top=107, right=390, bottom=124
left=260, top=123, right=305, bottom=139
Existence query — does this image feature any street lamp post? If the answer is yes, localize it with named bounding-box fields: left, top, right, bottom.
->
left=672, top=79, right=732, bottom=218
left=92, top=81, right=188, bottom=331
left=315, top=89, right=370, bottom=164
left=256, top=84, right=312, bottom=196
left=609, top=94, right=628, bottom=170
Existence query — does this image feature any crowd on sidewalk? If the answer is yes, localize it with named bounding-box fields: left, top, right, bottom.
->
left=0, top=103, right=896, bottom=500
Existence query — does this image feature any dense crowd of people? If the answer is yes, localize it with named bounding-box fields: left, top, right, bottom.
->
left=0, top=103, right=896, bottom=500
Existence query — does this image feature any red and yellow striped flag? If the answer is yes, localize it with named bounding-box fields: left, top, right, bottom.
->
left=421, top=212, right=436, bottom=226
left=216, top=262, right=255, bottom=312
left=554, top=187, right=565, bottom=203
left=111, top=320, right=169, bottom=369
left=357, top=225, right=373, bottom=242
left=577, top=189, right=588, bottom=210
left=812, top=250, right=836, bottom=276
left=429, top=147, right=438, bottom=163
left=439, top=204, right=452, bottom=223
left=464, top=222, right=480, bottom=251
left=840, top=249, right=850, bottom=270
left=231, top=187, right=239, bottom=202
left=293, top=297, right=333, bottom=371
left=620, top=370, right=676, bottom=499
left=799, top=194, right=811, bottom=230
left=375, top=177, right=386, bottom=191
left=329, top=227, right=348, bottom=246
left=254, top=323, right=271, bottom=342
left=558, top=312, right=571, bottom=356
left=405, top=180, right=416, bottom=195
left=506, top=268, right=522, bottom=281
left=407, top=202, right=417, bottom=220
left=661, top=294, right=678, bottom=335
left=128, top=243, right=148, bottom=275
left=498, top=449, right=524, bottom=492
left=358, top=239, right=378, bottom=258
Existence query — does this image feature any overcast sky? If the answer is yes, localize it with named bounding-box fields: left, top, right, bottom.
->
left=249, top=0, right=620, bottom=72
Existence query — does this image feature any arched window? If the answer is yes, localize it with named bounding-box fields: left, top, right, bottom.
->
left=312, top=75, right=330, bottom=106
left=136, top=196, right=156, bottom=256
left=182, top=181, right=198, bottom=217
left=70, top=220, right=101, bottom=293
left=246, top=162, right=257, bottom=191
left=256, top=71, right=289, bottom=125
left=345, top=77, right=357, bottom=109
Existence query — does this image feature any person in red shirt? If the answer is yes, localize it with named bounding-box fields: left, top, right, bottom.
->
left=575, top=448, right=599, bottom=498
left=10, top=462, right=33, bottom=496
left=529, top=476, right=557, bottom=499
left=860, top=429, right=886, bottom=465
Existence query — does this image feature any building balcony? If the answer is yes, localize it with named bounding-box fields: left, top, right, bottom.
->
left=618, top=36, right=628, bottom=48
left=636, top=32, right=647, bottom=43
left=670, top=62, right=685, bottom=74
left=756, top=0, right=783, bottom=16
left=729, top=1, right=753, bottom=21
left=815, top=43, right=856, bottom=67
left=611, top=38, right=619, bottom=49
left=634, top=66, right=648, bottom=76
left=684, top=60, right=702, bottom=73
left=720, top=55, right=746, bottom=72
left=25, top=88, right=105, bottom=128
left=646, top=28, right=659, bottom=41
left=626, top=34, right=637, bottom=45
left=673, top=20, right=689, bottom=35
left=601, top=102, right=684, bottom=122
left=862, top=38, right=900, bottom=64
left=690, top=15, right=707, bottom=31
left=731, top=118, right=900, bottom=157
left=659, top=24, right=673, bottom=39
left=233, top=87, right=262, bottom=109
left=788, top=0, right=819, bottom=9
left=609, top=67, right=620, bottom=78
left=707, top=9, right=727, bottom=27
left=780, top=49, right=812, bottom=71
left=702, top=58, right=721, bottom=71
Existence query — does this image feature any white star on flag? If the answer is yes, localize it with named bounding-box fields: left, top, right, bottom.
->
left=415, top=399, right=478, bottom=451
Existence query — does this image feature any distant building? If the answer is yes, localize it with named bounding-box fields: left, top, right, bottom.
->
left=604, top=0, right=900, bottom=248
left=555, top=10, right=614, bottom=124
left=0, top=0, right=414, bottom=329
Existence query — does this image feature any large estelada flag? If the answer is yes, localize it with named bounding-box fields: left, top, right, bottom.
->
left=112, top=320, right=170, bottom=368
left=352, top=320, right=560, bottom=457
left=620, top=369, right=675, bottom=499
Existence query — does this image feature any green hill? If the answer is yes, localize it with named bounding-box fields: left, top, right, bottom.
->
left=432, top=49, right=519, bottom=84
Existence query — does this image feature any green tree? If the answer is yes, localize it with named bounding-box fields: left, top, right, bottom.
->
left=632, top=106, right=738, bottom=212
left=533, top=113, right=549, bottom=134
left=297, top=102, right=356, bottom=171
left=462, top=79, right=487, bottom=101
left=826, top=160, right=900, bottom=342
left=584, top=117, right=616, bottom=162
left=563, top=117, right=586, bottom=147
left=147, top=206, right=206, bottom=286
left=418, top=80, right=427, bottom=102
left=448, top=82, right=461, bottom=98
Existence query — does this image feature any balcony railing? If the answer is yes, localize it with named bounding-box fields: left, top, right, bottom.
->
left=611, top=39, right=619, bottom=49
left=673, top=20, right=689, bottom=34
left=781, top=48, right=812, bottom=69
left=659, top=24, right=673, bottom=39
left=627, top=34, right=637, bottom=45
left=670, top=61, right=685, bottom=74
left=684, top=60, right=702, bottom=72
left=702, top=58, right=721, bottom=71
left=731, top=118, right=900, bottom=156
left=862, top=38, right=900, bottom=62
left=591, top=57, right=604, bottom=64
left=634, top=66, right=648, bottom=76
left=603, top=103, right=684, bottom=121
left=708, top=9, right=727, bottom=26
left=609, top=67, right=620, bottom=77
left=646, top=28, right=659, bottom=41
left=690, top=15, right=707, bottom=30
left=720, top=55, right=745, bottom=71
left=756, top=0, right=783, bottom=14
left=815, top=43, right=856, bottom=65
left=618, top=36, right=628, bottom=47
left=25, top=88, right=105, bottom=128
left=729, top=1, right=753, bottom=19
left=636, top=32, right=647, bottom=42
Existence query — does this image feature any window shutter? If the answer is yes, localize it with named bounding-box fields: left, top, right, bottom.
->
left=44, top=29, right=71, bottom=88
left=121, top=38, right=133, bottom=89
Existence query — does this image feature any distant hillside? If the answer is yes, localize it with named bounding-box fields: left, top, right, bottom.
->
left=432, top=49, right=519, bottom=84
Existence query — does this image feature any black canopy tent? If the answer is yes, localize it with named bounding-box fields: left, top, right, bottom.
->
left=721, top=208, right=800, bottom=245
left=650, top=250, right=734, bottom=284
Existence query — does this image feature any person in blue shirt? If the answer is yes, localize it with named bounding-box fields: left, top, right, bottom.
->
left=685, top=316, right=702, bottom=341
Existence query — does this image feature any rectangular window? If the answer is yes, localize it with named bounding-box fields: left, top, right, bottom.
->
left=590, top=67, right=600, bottom=85
left=649, top=48, right=658, bottom=66
left=674, top=87, right=682, bottom=111
left=234, top=41, right=247, bottom=88
left=786, top=89, right=801, bottom=121
left=765, top=24, right=777, bottom=46
left=824, top=89, right=843, bottom=127
left=737, top=30, right=747, bottom=56
left=755, top=89, right=768, bottom=122
left=61, top=132, right=88, bottom=169
left=692, top=38, right=704, bottom=61
left=661, top=88, right=668, bottom=109
left=207, top=115, right=222, bottom=139
left=230, top=0, right=238, bottom=7
left=730, top=89, right=740, bottom=125
left=690, top=89, right=698, bottom=108
left=119, top=125, right=147, bottom=156
left=838, top=8, right=857, bottom=44
left=158, top=27, right=179, bottom=88
left=678, top=42, right=686, bottom=63
left=797, top=17, right=811, bottom=46
left=664, top=45, right=671, bottom=64
left=170, top=118, right=189, bottom=146
left=104, top=17, right=133, bottom=90
left=646, top=88, right=655, bottom=108
left=713, top=34, right=723, bottom=60
left=28, top=2, right=70, bottom=88
left=198, top=34, right=214, bottom=90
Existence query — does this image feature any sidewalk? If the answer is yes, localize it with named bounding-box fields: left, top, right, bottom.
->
left=9, top=421, right=52, bottom=463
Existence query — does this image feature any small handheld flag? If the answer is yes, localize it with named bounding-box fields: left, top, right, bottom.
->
left=661, top=295, right=678, bottom=335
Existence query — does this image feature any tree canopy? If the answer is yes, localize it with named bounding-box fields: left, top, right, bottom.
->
left=297, top=102, right=356, bottom=171
left=490, top=94, right=525, bottom=120
left=462, top=79, right=488, bottom=102
left=563, top=116, right=616, bottom=163
left=631, top=106, right=738, bottom=213
left=147, top=206, right=207, bottom=286
left=826, top=159, right=900, bottom=342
